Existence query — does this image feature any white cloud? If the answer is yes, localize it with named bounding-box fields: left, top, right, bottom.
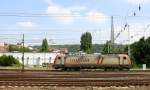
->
left=86, top=11, right=108, bottom=23
left=44, top=0, right=87, bottom=11
left=17, top=21, right=36, bottom=28
left=45, top=0, right=107, bottom=24
left=46, top=5, right=86, bottom=23
left=45, top=0, right=85, bottom=23
left=127, top=0, right=150, bottom=4
left=46, top=5, right=76, bottom=23
left=43, top=0, right=53, bottom=5
left=70, top=6, right=87, bottom=12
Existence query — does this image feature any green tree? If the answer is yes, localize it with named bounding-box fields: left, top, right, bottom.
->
left=130, top=37, right=150, bottom=67
left=102, top=41, right=110, bottom=54
left=19, top=47, right=32, bottom=52
left=8, top=45, right=18, bottom=52
left=8, top=45, right=12, bottom=52
left=41, top=38, right=49, bottom=52
left=131, top=37, right=146, bottom=64
left=80, top=32, right=92, bottom=54
left=102, top=41, right=128, bottom=54
left=8, top=44, right=32, bottom=52
left=0, top=55, right=20, bottom=66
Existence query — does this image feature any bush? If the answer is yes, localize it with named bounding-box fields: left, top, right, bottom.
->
left=0, top=55, right=20, bottom=66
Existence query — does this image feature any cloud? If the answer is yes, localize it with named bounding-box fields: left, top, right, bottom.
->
left=43, top=0, right=53, bottom=5
left=17, top=21, right=36, bottom=28
left=45, top=0, right=107, bottom=24
left=46, top=5, right=76, bottom=23
left=44, top=0, right=87, bottom=11
left=46, top=5, right=86, bottom=23
left=70, top=6, right=87, bottom=12
left=45, top=0, right=85, bottom=23
left=127, top=0, right=150, bottom=4
left=86, top=11, right=108, bottom=23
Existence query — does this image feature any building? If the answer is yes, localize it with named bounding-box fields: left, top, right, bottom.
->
left=0, top=43, right=8, bottom=53
left=0, top=46, right=8, bottom=53
left=53, top=48, right=68, bottom=54
left=0, top=53, right=58, bottom=66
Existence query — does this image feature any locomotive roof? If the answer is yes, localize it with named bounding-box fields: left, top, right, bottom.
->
left=65, top=54, right=101, bottom=59
left=67, top=54, right=101, bottom=56
left=65, top=54, right=129, bottom=58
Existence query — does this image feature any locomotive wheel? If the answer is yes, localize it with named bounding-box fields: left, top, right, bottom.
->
left=61, top=68, right=67, bottom=71
left=119, top=68, right=123, bottom=71
left=125, top=68, right=130, bottom=71
left=104, top=68, right=108, bottom=71
left=74, top=68, right=80, bottom=71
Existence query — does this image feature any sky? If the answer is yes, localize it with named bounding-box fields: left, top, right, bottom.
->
left=0, top=0, right=150, bottom=45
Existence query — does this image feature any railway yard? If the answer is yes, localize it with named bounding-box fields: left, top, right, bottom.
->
left=0, top=70, right=150, bottom=90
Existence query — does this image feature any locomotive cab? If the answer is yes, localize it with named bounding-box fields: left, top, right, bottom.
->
left=53, top=55, right=66, bottom=69
left=101, top=54, right=132, bottom=70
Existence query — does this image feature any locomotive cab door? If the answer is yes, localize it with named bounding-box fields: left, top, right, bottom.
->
left=57, top=56, right=65, bottom=65
left=122, top=56, right=127, bottom=65
left=60, top=56, right=65, bottom=65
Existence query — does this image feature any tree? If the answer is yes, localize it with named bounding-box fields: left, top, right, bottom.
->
left=19, top=47, right=32, bottom=52
left=8, top=44, right=32, bottom=52
left=8, top=45, right=13, bottom=52
left=102, top=41, right=110, bottom=54
left=102, top=40, right=128, bottom=54
left=41, top=38, right=49, bottom=52
left=0, top=55, right=20, bottom=66
left=131, top=37, right=146, bottom=65
left=80, top=32, right=92, bottom=54
left=130, top=37, right=150, bottom=67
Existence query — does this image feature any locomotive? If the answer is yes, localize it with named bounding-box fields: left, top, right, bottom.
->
left=52, top=54, right=132, bottom=71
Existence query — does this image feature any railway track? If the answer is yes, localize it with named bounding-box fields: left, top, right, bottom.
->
left=0, top=78, right=150, bottom=87
left=0, top=70, right=150, bottom=86
left=0, top=68, right=150, bottom=72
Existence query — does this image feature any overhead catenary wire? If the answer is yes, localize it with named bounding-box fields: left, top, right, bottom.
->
left=114, top=1, right=145, bottom=45
left=0, top=2, right=148, bottom=45
left=0, top=12, right=150, bottom=18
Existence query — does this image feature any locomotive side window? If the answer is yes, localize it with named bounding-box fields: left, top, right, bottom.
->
left=58, top=57, right=61, bottom=59
left=123, top=57, right=126, bottom=59
left=123, top=56, right=128, bottom=64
